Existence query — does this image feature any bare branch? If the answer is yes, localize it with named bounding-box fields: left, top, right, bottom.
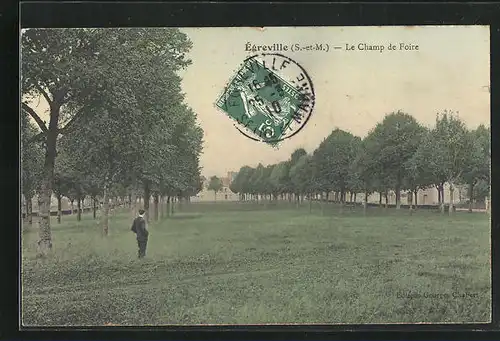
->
left=22, top=102, right=48, bottom=133
left=33, top=82, right=53, bottom=106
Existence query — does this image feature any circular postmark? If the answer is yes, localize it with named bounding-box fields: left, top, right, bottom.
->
left=216, top=53, right=315, bottom=145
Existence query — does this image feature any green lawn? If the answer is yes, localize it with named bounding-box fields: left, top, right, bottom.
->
left=21, top=201, right=491, bottom=326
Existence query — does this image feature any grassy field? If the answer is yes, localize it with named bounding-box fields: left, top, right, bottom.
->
left=21, top=201, right=491, bottom=326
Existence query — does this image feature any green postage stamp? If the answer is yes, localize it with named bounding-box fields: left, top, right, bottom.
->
left=216, top=53, right=315, bottom=145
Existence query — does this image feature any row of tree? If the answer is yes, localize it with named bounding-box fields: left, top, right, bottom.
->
left=21, top=28, right=204, bottom=255
left=229, top=111, right=490, bottom=214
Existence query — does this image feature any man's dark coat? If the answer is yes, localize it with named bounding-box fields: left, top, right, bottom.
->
left=131, top=216, right=149, bottom=241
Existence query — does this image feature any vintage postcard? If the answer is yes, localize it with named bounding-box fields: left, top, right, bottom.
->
left=20, top=26, right=490, bottom=326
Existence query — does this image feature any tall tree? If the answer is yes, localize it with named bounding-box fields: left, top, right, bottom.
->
left=207, top=176, right=223, bottom=201
left=415, top=111, right=473, bottom=214
left=350, top=139, right=375, bottom=215
left=257, top=164, right=275, bottom=202
left=289, top=154, right=317, bottom=210
left=403, top=126, right=433, bottom=212
left=412, top=128, right=448, bottom=212
left=288, top=148, right=308, bottom=203
left=290, top=148, right=307, bottom=164
left=363, top=111, right=425, bottom=209
left=268, top=161, right=290, bottom=201
left=21, top=112, right=43, bottom=225
left=313, top=129, right=361, bottom=207
left=21, top=28, right=193, bottom=250
left=461, top=124, right=490, bottom=212
left=249, top=164, right=265, bottom=201
left=231, top=166, right=254, bottom=201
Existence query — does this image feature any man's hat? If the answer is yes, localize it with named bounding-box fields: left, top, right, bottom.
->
left=139, top=209, right=145, bottom=215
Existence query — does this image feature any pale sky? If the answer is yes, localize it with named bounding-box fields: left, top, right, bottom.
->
left=177, top=26, right=490, bottom=177
left=27, top=26, right=490, bottom=178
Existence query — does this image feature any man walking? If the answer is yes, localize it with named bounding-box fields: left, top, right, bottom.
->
left=131, top=209, right=149, bottom=258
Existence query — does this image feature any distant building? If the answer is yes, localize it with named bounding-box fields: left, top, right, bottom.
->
left=191, top=171, right=239, bottom=202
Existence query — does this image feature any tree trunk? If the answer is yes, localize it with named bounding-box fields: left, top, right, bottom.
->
left=153, top=193, right=159, bottom=221
left=363, top=192, right=368, bottom=216
left=92, top=196, right=97, bottom=219
left=159, top=196, right=163, bottom=219
left=56, top=195, right=62, bottom=223
left=130, top=191, right=137, bottom=218
left=320, top=192, right=325, bottom=215
left=468, top=182, right=475, bottom=213
left=24, top=196, right=33, bottom=225
left=384, top=191, right=388, bottom=209
left=171, top=196, right=175, bottom=216
left=109, top=197, right=115, bottom=216
left=28, top=198, right=33, bottom=225
left=37, top=136, right=57, bottom=255
left=439, top=184, right=445, bottom=214
left=22, top=196, right=27, bottom=223
left=408, top=190, right=413, bottom=215
left=309, top=194, right=312, bottom=212
left=339, top=189, right=345, bottom=214
left=414, top=189, right=418, bottom=209
left=70, top=200, right=74, bottom=214
left=379, top=192, right=383, bottom=208
left=23, top=196, right=29, bottom=224
left=77, top=197, right=82, bottom=221
left=350, top=192, right=353, bottom=203
left=144, top=181, right=151, bottom=222
left=166, top=196, right=171, bottom=217
left=449, top=183, right=455, bottom=216
left=102, top=184, right=110, bottom=236
left=354, top=193, right=357, bottom=203
left=442, top=186, right=446, bottom=213
left=25, top=197, right=33, bottom=225
left=395, top=185, right=401, bottom=210
left=214, top=191, right=217, bottom=202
